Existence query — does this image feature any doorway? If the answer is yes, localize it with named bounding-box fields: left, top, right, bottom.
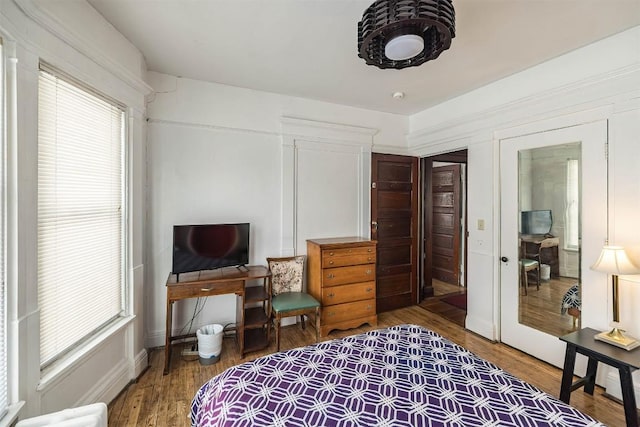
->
left=419, top=150, right=468, bottom=326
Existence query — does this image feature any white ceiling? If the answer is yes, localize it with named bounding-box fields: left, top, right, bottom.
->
left=87, top=0, right=640, bottom=115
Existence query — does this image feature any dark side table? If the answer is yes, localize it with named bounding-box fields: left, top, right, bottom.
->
left=559, top=327, right=640, bottom=427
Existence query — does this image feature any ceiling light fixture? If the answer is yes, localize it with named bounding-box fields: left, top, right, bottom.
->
left=358, top=0, right=455, bottom=70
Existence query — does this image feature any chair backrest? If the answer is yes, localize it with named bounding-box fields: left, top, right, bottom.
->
left=267, top=256, right=305, bottom=296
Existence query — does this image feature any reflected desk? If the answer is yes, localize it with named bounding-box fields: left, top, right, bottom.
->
left=520, top=235, right=560, bottom=278
left=164, top=266, right=271, bottom=375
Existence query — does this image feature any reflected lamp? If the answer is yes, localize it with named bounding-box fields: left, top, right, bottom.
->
left=590, top=245, right=640, bottom=350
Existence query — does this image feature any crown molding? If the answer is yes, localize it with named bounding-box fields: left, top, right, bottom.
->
left=14, top=0, right=153, bottom=96
left=408, top=64, right=640, bottom=150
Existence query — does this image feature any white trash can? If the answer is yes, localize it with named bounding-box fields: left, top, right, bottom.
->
left=196, top=324, right=223, bottom=365
left=540, top=264, right=551, bottom=281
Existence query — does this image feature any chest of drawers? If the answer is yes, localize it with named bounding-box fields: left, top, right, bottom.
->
left=307, top=237, right=377, bottom=337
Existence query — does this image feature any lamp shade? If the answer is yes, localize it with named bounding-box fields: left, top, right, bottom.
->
left=590, top=246, right=640, bottom=275
left=357, top=0, right=455, bottom=70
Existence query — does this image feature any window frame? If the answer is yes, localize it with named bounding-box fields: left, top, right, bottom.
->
left=37, top=62, right=130, bottom=370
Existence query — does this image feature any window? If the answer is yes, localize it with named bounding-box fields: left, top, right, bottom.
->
left=0, top=39, right=7, bottom=420
left=38, top=64, right=126, bottom=367
left=565, top=159, right=580, bottom=250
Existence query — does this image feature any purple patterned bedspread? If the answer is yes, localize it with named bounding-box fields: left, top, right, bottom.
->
left=191, top=324, right=603, bottom=426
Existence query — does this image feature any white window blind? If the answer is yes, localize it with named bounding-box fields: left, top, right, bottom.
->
left=38, top=65, right=125, bottom=367
left=0, top=40, right=8, bottom=420
left=565, top=159, right=580, bottom=250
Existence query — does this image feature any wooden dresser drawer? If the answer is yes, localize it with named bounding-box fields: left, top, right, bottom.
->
left=322, top=281, right=375, bottom=306
left=322, top=247, right=376, bottom=268
left=321, top=299, right=376, bottom=324
left=323, top=264, right=375, bottom=287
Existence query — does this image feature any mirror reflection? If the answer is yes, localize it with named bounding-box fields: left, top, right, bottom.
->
left=518, top=143, right=581, bottom=336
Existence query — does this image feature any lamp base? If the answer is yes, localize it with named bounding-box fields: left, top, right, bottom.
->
left=595, top=328, right=640, bottom=351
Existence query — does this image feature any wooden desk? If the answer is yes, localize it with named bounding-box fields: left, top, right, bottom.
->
left=520, top=235, right=560, bottom=278
left=164, top=266, right=271, bottom=374
left=559, top=328, right=640, bottom=427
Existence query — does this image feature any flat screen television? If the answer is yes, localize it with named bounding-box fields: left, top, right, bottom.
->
left=520, top=210, right=552, bottom=235
left=172, top=223, right=249, bottom=275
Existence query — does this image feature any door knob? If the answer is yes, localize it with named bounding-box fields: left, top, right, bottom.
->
left=500, top=256, right=509, bottom=263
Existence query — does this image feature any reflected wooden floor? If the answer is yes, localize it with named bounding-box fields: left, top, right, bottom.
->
left=519, top=276, right=580, bottom=337
left=418, top=279, right=466, bottom=327
left=107, top=305, right=626, bottom=427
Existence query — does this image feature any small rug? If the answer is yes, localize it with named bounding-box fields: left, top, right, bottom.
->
left=441, top=293, right=467, bottom=310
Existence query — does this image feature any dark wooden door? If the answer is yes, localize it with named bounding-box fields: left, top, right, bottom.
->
left=431, top=164, right=461, bottom=285
left=371, top=153, right=419, bottom=312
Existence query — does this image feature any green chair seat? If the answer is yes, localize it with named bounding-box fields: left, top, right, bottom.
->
left=267, top=255, right=320, bottom=352
left=272, top=292, right=320, bottom=313
left=520, top=259, right=538, bottom=268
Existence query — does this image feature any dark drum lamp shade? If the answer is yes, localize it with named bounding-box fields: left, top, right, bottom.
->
left=358, top=0, right=455, bottom=70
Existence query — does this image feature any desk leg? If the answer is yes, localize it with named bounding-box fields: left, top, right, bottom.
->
left=619, top=366, right=639, bottom=427
left=559, top=344, right=577, bottom=403
left=583, top=357, right=598, bottom=395
left=163, top=299, right=173, bottom=375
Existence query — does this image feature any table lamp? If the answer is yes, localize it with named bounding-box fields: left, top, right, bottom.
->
left=590, top=245, right=640, bottom=350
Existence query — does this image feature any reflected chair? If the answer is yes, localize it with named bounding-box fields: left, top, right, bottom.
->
left=519, top=240, right=540, bottom=295
left=520, top=259, right=540, bottom=295
left=267, top=256, right=320, bottom=351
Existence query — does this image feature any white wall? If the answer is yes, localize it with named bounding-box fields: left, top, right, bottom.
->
left=145, top=72, right=407, bottom=347
left=408, top=25, right=640, bottom=401
left=1, top=0, right=150, bottom=422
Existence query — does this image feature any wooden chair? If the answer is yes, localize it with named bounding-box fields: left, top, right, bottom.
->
left=519, top=239, right=540, bottom=295
left=520, top=259, right=540, bottom=295
left=267, top=256, right=320, bottom=351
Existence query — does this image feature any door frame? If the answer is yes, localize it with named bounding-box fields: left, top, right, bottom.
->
left=421, top=150, right=468, bottom=300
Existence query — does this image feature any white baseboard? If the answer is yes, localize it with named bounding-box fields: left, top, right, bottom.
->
left=464, top=314, right=496, bottom=341
left=605, top=369, right=640, bottom=409
left=133, top=348, right=148, bottom=378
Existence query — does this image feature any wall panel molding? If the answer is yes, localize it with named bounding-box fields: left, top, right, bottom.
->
left=280, top=118, right=376, bottom=255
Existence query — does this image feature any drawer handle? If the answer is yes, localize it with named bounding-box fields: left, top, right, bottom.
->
left=329, top=252, right=334, bottom=256
left=366, top=269, right=372, bottom=275
left=329, top=261, right=334, bottom=265
left=328, top=292, right=335, bottom=298
left=367, top=305, right=372, bottom=310
left=201, top=287, right=212, bottom=292
left=367, top=257, right=372, bottom=261
left=366, top=287, right=373, bottom=292
left=368, top=248, right=372, bottom=252
left=327, top=273, right=335, bottom=279
left=328, top=312, right=335, bottom=317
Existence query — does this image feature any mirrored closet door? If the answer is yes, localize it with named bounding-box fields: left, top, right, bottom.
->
left=499, top=121, right=607, bottom=369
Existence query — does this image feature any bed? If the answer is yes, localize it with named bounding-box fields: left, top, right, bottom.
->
left=191, top=324, right=603, bottom=426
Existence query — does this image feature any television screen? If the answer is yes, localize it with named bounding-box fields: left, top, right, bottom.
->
left=172, top=223, right=249, bottom=275
left=520, top=210, right=552, bottom=235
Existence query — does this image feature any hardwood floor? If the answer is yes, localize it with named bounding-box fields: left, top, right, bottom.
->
left=419, top=279, right=466, bottom=326
left=520, top=276, right=580, bottom=337
left=108, top=305, right=627, bottom=427
left=420, top=276, right=580, bottom=336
